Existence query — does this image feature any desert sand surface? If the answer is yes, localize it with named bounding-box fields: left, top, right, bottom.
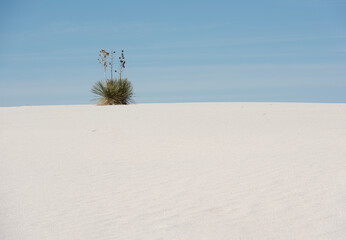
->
left=1, top=102, right=346, bottom=240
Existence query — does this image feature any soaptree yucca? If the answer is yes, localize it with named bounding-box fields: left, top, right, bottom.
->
left=91, top=78, right=134, bottom=105
left=93, top=48, right=133, bottom=105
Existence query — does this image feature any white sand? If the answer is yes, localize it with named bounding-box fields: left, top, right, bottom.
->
left=1, top=102, right=346, bottom=240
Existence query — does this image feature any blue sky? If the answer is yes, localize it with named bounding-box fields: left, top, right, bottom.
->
left=0, top=0, right=345, bottom=106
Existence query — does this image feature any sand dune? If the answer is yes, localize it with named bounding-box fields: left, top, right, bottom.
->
left=1, top=102, right=346, bottom=240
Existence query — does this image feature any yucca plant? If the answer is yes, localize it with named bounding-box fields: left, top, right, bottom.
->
left=91, top=78, right=134, bottom=105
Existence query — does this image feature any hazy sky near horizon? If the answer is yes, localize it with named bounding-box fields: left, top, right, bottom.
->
left=0, top=0, right=346, bottom=106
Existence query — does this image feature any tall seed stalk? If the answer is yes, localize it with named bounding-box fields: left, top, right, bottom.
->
left=118, top=50, right=126, bottom=80
left=109, top=50, right=116, bottom=80
left=97, top=49, right=110, bottom=82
